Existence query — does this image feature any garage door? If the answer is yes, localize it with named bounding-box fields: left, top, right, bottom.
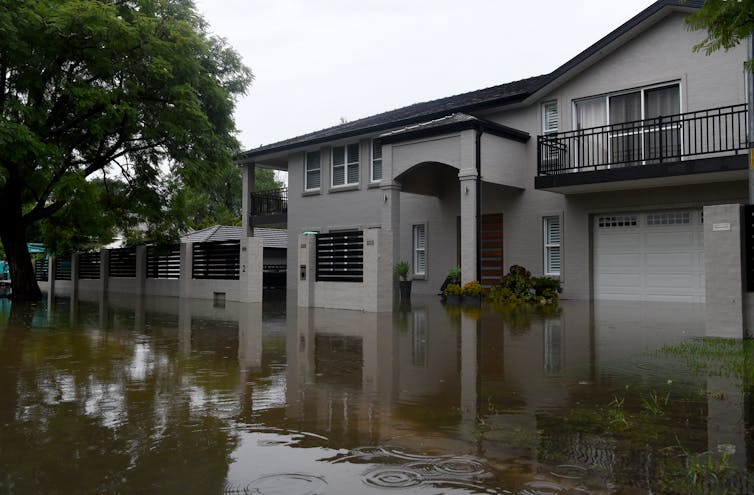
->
left=593, top=210, right=704, bottom=302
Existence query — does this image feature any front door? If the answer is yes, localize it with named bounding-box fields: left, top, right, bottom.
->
left=457, top=213, right=504, bottom=287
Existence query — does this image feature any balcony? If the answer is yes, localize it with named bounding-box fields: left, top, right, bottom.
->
left=249, top=187, right=287, bottom=227
left=535, top=104, right=748, bottom=193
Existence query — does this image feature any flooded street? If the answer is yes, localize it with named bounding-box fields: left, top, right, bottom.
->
left=0, top=293, right=752, bottom=494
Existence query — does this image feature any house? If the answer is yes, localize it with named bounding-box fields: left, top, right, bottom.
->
left=236, top=0, right=750, bottom=324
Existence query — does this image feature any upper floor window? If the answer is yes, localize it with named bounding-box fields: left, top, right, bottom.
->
left=332, top=143, right=359, bottom=187
left=305, top=151, right=320, bottom=190
left=542, top=101, right=558, bottom=134
left=371, top=139, right=382, bottom=182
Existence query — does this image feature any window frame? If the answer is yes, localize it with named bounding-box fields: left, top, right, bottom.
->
left=304, top=150, right=321, bottom=191
left=542, top=100, right=559, bottom=134
left=331, top=142, right=360, bottom=187
left=543, top=216, right=561, bottom=277
left=371, top=139, right=383, bottom=183
left=412, top=223, right=427, bottom=277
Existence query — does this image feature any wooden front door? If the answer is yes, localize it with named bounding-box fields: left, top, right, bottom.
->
left=457, top=213, right=504, bottom=288
left=480, top=213, right=504, bottom=288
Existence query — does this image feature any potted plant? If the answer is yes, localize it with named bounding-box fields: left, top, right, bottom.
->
left=448, top=266, right=461, bottom=285
left=394, top=261, right=411, bottom=302
left=461, top=280, right=484, bottom=306
left=443, top=283, right=463, bottom=304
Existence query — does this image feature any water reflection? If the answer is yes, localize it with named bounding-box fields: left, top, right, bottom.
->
left=0, top=291, right=751, bottom=494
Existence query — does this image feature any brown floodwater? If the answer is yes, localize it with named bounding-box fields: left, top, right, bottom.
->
left=0, top=292, right=752, bottom=494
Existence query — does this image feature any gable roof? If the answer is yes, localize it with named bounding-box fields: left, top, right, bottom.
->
left=238, top=0, right=702, bottom=161
left=181, top=225, right=287, bottom=249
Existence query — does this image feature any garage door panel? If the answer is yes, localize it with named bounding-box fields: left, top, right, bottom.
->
left=593, top=210, right=704, bottom=302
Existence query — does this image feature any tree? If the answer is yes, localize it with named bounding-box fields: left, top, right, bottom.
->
left=0, top=0, right=252, bottom=299
left=685, top=0, right=754, bottom=69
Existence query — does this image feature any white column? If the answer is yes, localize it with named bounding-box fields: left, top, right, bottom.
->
left=179, top=243, right=192, bottom=299
left=239, top=237, right=263, bottom=303
left=297, top=233, right=316, bottom=307
left=704, top=204, right=744, bottom=338
left=242, top=164, right=256, bottom=237
left=459, top=168, right=478, bottom=285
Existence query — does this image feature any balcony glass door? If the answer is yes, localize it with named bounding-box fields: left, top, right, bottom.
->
left=644, top=85, right=681, bottom=162
left=575, top=97, right=607, bottom=169
left=609, top=91, right=642, bottom=165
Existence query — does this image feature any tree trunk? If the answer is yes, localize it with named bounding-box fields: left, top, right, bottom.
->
left=0, top=212, right=42, bottom=301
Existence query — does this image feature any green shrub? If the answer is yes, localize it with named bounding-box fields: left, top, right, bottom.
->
left=447, top=266, right=461, bottom=284
left=443, top=283, right=462, bottom=296
left=394, top=261, right=409, bottom=280
left=462, top=280, right=483, bottom=298
left=487, top=265, right=561, bottom=305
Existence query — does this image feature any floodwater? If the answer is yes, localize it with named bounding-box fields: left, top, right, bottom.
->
left=0, top=292, right=752, bottom=494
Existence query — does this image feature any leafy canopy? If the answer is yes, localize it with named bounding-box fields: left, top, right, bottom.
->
left=685, top=0, right=754, bottom=70
left=0, top=0, right=252, bottom=247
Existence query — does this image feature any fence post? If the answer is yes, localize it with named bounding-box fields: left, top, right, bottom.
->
left=179, top=242, right=192, bottom=299
left=135, top=245, right=146, bottom=296
left=71, top=253, right=80, bottom=300
left=100, top=249, right=109, bottom=294
left=297, top=233, right=316, bottom=307
left=239, top=237, right=263, bottom=303
left=48, top=255, right=56, bottom=296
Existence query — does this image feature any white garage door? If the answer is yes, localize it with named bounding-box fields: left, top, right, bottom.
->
left=593, top=210, right=704, bottom=302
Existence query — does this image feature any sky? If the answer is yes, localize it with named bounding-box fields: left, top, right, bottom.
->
left=192, top=0, right=658, bottom=153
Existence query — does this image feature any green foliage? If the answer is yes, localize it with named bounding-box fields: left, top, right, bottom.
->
left=442, top=283, right=462, bottom=296
left=0, top=0, right=252, bottom=293
left=394, top=261, right=409, bottom=280
left=487, top=265, right=562, bottom=305
left=685, top=0, right=754, bottom=70
left=447, top=266, right=461, bottom=284
left=461, top=280, right=483, bottom=298
left=659, top=337, right=754, bottom=385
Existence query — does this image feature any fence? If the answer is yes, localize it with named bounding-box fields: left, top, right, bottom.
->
left=78, top=252, right=101, bottom=279
left=192, top=240, right=240, bottom=280
left=108, top=247, right=137, bottom=278
left=146, top=244, right=181, bottom=279
left=316, top=231, right=364, bottom=282
left=54, top=256, right=72, bottom=281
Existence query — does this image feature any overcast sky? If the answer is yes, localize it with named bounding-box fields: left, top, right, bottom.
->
left=193, top=0, right=658, bottom=152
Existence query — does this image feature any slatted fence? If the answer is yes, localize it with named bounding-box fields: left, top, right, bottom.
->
left=108, top=247, right=137, bottom=278
left=54, top=256, right=72, bottom=280
left=78, top=252, right=101, bottom=279
left=146, top=244, right=181, bottom=279
left=192, top=240, right=240, bottom=280
left=34, top=258, right=48, bottom=281
left=316, top=231, right=364, bottom=282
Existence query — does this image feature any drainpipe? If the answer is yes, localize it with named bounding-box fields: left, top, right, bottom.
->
left=749, top=35, right=754, bottom=204
left=475, top=125, right=483, bottom=283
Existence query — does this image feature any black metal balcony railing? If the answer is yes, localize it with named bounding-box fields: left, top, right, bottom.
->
left=250, top=187, right=288, bottom=216
left=537, top=104, right=748, bottom=175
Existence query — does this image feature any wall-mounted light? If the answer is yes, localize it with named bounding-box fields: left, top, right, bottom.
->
left=464, top=185, right=469, bottom=195
left=384, top=194, right=389, bottom=203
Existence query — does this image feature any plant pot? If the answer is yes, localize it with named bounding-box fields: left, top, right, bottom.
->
left=461, top=295, right=482, bottom=306
left=445, top=294, right=462, bottom=305
left=398, top=280, right=412, bottom=302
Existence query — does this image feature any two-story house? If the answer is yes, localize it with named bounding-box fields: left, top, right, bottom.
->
left=237, top=0, right=748, bottom=312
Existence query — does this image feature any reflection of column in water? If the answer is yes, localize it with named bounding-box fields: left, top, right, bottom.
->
left=460, top=314, right=478, bottom=432
left=707, top=375, right=747, bottom=470
left=178, top=299, right=191, bottom=357
left=238, top=303, right=263, bottom=369
left=134, top=295, right=145, bottom=333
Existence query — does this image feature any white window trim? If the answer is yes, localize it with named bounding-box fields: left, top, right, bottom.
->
left=542, top=100, right=558, bottom=134
left=543, top=216, right=561, bottom=277
left=370, top=139, right=383, bottom=183
left=304, top=151, right=321, bottom=191
left=331, top=143, right=360, bottom=187
left=412, top=223, right=427, bottom=278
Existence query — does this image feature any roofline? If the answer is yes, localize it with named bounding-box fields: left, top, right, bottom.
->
left=237, top=0, right=702, bottom=162
left=379, top=117, right=529, bottom=146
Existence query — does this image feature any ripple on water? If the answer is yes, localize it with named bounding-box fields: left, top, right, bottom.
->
left=363, top=467, right=424, bottom=488
left=434, top=457, right=489, bottom=477
left=519, top=480, right=573, bottom=495
left=549, top=464, right=587, bottom=480
left=242, top=473, right=327, bottom=495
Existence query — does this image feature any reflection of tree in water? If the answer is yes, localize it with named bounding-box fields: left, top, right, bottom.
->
left=0, top=301, right=239, bottom=493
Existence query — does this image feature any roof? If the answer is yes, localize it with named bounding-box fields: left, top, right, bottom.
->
left=238, top=0, right=702, bottom=160
left=181, top=225, right=287, bottom=249
left=379, top=113, right=529, bottom=144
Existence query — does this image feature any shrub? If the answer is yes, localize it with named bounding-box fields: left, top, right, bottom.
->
left=394, top=261, right=409, bottom=280
left=462, top=280, right=484, bottom=298
left=487, top=265, right=562, bottom=305
left=443, top=283, right=463, bottom=296
left=447, top=266, right=461, bottom=284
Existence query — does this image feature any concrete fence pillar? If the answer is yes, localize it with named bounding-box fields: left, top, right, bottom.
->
left=239, top=237, right=263, bottom=303
left=71, top=253, right=80, bottom=300
left=703, top=204, right=744, bottom=338
left=135, top=245, right=146, bottom=296
left=297, top=233, right=316, bottom=307
left=363, top=229, right=393, bottom=312
left=179, top=243, right=192, bottom=299
left=100, top=249, right=109, bottom=294
left=47, top=255, right=56, bottom=296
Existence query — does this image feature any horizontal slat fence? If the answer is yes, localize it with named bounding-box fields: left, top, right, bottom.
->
left=192, top=240, right=240, bottom=280
left=316, top=231, right=364, bottom=282
left=78, top=252, right=101, bottom=279
left=54, top=256, right=72, bottom=280
left=108, top=247, right=137, bottom=278
left=146, top=244, right=181, bottom=279
left=34, top=258, right=48, bottom=281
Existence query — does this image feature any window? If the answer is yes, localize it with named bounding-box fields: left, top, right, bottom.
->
left=305, top=151, right=320, bottom=190
left=597, top=215, right=638, bottom=228
left=413, top=224, right=426, bottom=276
left=371, top=139, right=382, bottom=182
left=542, top=101, right=558, bottom=134
left=543, top=216, right=561, bottom=276
left=331, top=143, right=360, bottom=186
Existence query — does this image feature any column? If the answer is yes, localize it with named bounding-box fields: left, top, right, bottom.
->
left=70, top=253, right=80, bottom=301
left=239, top=237, right=263, bottom=303
left=242, top=163, right=256, bottom=237
left=381, top=180, right=401, bottom=298
left=99, top=249, right=109, bottom=294
left=135, top=245, right=146, bottom=296
left=48, top=254, right=56, bottom=296
left=179, top=242, right=192, bottom=299
left=704, top=204, right=744, bottom=338
left=297, top=233, right=316, bottom=307
left=459, top=168, right=478, bottom=285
